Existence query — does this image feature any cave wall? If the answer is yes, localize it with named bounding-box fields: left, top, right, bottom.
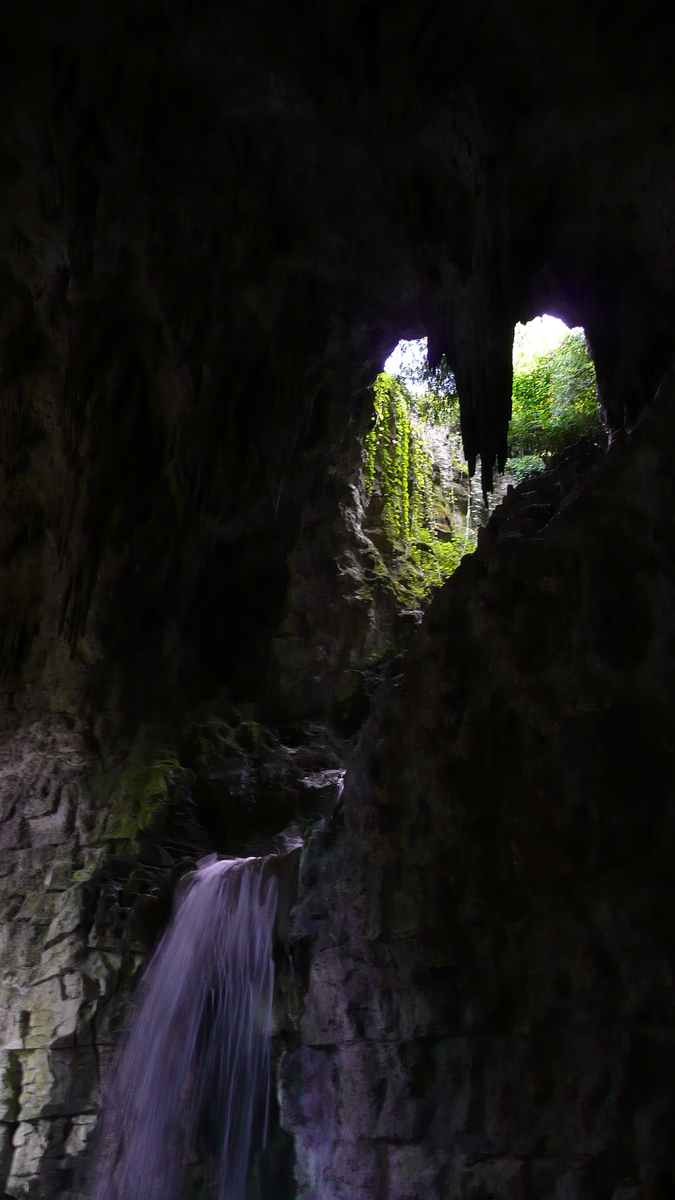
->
left=0, top=715, right=209, bottom=1197
left=0, top=702, right=347, bottom=1198
left=0, top=2, right=675, bottom=1198
left=1, top=0, right=675, bottom=731
left=280, top=389, right=675, bottom=1199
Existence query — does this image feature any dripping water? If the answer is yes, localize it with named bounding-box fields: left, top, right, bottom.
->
left=92, top=855, right=278, bottom=1200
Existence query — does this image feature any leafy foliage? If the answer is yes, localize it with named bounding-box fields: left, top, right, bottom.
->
left=363, top=373, right=472, bottom=607
left=405, top=354, right=460, bottom=426
left=365, top=373, right=433, bottom=541
left=507, top=455, right=547, bottom=484
left=509, top=330, right=604, bottom=464
left=364, top=329, right=604, bottom=607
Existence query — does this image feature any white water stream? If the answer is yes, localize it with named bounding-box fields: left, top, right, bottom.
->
left=92, top=855, right=278, bottom=1200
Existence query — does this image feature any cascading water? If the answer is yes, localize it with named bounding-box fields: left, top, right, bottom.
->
left=92, top=855, right=278, bottom=1200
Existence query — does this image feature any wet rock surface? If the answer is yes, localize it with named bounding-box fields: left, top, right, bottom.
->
left=0, top=709, right=345, bottom=1198
left=0, top=2, right=675, bottom=1198
left=0, top=1, right=674, bottom=719
left=0, top=717, right=209, bottom=1198
left=182, top=714, right=345, bottom=852
left=279, top=393, right=675, bottom=1199
left=0, top=399, right=673, bottom=1200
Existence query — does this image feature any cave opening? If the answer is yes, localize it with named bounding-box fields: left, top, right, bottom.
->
left=2, top=3, right=675, bottom=1196
left=363, top=315, right=603, bottom=615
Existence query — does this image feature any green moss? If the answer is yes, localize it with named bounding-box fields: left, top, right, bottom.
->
left=363, top=372, right=474, bottom=609
left=182, top=717, right=238, bottom=768
left=365, top=373, right=417, bottom=541
left=94, top=726, right=185, bottom=849
left=179, top=713, right=265, bottom=770
left=179, top=713, right=267, bottom=767
left=235, top=720, right=262, bottom=753
left=360, top=529, right=469, bottom=610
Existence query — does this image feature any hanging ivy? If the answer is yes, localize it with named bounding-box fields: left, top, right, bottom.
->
left=363, top=372, right=471, bottom=607
left=365, top=373, right=434, bottom=543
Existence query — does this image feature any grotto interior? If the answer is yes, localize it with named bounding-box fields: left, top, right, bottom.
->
left=1, top=2, right=675, bottom=1197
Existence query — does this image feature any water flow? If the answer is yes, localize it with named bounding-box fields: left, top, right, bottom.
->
left=92, top=855, right=278, bottom=1200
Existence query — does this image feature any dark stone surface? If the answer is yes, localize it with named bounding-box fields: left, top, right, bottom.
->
left=280, top=387, right=675, bottom=1199
left=1, top=3, right=675, bottom=1198
left=0, top=710, right=344, bottom=1197
left=0, top=1, right=674, bottom=724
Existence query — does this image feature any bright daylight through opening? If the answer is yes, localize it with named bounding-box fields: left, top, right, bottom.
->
left=359, top=316, right=604, bottom=609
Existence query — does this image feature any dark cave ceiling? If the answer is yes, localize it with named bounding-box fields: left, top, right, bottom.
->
left=0, top=0, right=674, bottom=712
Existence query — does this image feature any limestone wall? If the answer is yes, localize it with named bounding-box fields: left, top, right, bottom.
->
left=0, top=720, right=196, bottom=1199
left=278, top=397, right=675, bottom=1199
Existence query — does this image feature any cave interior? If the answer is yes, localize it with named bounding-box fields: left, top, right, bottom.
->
left=1, top=2, right=675, bottom=1198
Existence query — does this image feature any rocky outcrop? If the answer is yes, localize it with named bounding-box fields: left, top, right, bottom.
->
left=0, top=707, right=345, bottom=1198
left=271, top=406, right=515, bottom=727
left=271, top=422, right=427, bottom=728
left=0, top=1, right=675, bottom=725
left=0, top=720, right=101, bottom=1198
left=1, top=3, right=675, bottom=1198
left=279, top=389, right=675, bottom=1198
left=0, top=718, right=208, bottom=1198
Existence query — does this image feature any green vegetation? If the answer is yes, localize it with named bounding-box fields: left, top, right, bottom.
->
left=92, top=715, right=273, bottom=853
left=94, top=727, right=186, bottom=849
left=365, top=373, right=433, bottom=543
left=363, top=372, right=471, bottom=608
left=364, top=326, right=604, bottom=608
left=403, top=355, right=459, bottom=425
left=508, top=329, right=604, bottom=474
left=507, top=454, right=547, bottom=484
left=180, top=714, right=262, bottom=768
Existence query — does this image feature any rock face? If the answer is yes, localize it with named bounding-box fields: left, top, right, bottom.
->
left=0, top=706, right=346, bottom=1198
left=1, top=0, right=675, bottom=721
left=0, top=717, right=209, bottom=1198
left=0, top=720, right=102, bottom=1199
left=1, top=2, right=675, bottom=1198
left=279, top=389, right=675, bottom=1199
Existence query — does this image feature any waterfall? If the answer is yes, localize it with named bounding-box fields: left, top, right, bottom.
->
left=92, top=855, right=278, bottom=1200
